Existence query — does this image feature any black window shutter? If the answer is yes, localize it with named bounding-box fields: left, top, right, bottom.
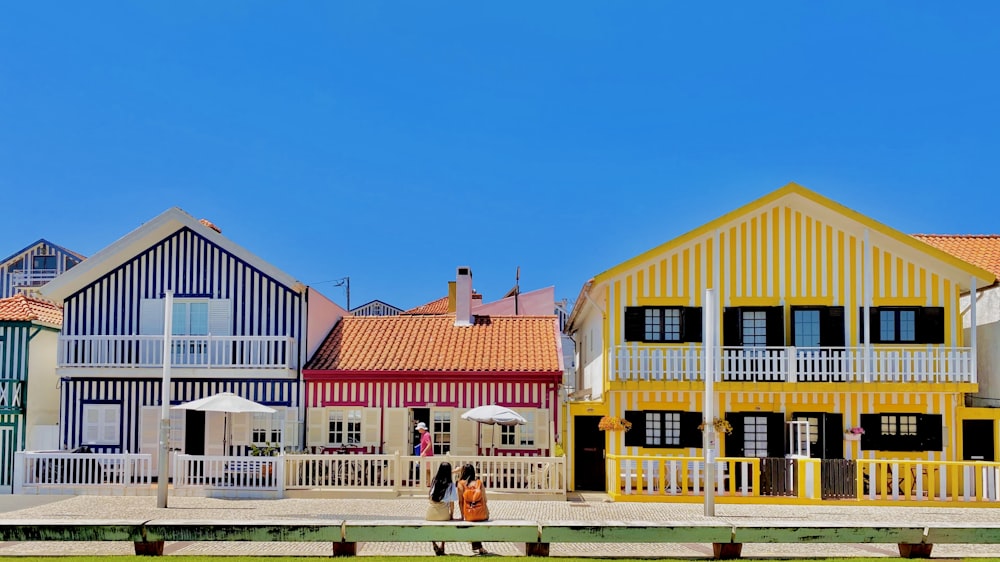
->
left=679, top=411, right=703, bottom=448
left=765, top=307, right=785, bottom=347
left=681, top=307, right=703, bottom=343
left=917, top=307, right=945, bottom=344
left=819, top=307, right=846, bottom=347
left=859, top=413, right=880, bottom=450
left=623, top=410, right=645, bottom=447
left=724, top=414, right=744, bottom=457
left=624, top=307, right=644, bottom=342
left=723, top=308, right=741, bottom=346
left=859, top=307, right=881, bottom=344
left=766, top=413, right=786, bottom=457
left=918, top=414, right=943, bottom=451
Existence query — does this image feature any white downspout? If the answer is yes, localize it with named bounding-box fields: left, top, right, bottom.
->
left=863, top=229, right=872, bottom=383
left=970, top=276, right=978, bottom=385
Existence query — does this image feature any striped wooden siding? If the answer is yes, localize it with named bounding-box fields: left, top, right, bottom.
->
left=0, top=242, right=81, bottom=298
left=308, top=380, right=558, bottom=411
left=0, top=324, right=29, bottom=384
left=62, top=227, right=303, bottom=339
left=607, top=204, right=962, bottom=348
left=60, top=378, right=300, bottom=453
left=609, top=388, right=955, bottom=461
left=351, top=302, right=403, bottom=317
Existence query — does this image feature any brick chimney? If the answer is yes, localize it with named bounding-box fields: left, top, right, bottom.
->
left=455, top=266, right=473, bottom=326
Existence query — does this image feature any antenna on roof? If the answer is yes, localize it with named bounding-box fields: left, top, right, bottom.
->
left=515, top=266, right=520, bottom=315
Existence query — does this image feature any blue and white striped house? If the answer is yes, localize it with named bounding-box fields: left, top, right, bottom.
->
left=39, top=209, right=334, bottom=476
left=0, top=240, right=85, bottom=299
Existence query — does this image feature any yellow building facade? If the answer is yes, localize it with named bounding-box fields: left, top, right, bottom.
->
left=565, top=183, right=995, bottom=495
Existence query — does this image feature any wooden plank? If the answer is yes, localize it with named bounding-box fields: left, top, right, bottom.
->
left=927, top=526, right=1000, bottom=544
left=540, top=521, right=733, bottom=543
left=141, top=520, right=345, bottom=542
left=343, top=520, right=538, bottom=542
left=733, top=525, right=925, bottom=544
left=0, top=520, right=144, bottom=542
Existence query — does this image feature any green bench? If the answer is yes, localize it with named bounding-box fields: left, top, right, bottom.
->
left=0, top=519, right=995, bottom=558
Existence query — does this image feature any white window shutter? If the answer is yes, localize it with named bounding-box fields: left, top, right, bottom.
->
left=230, top=412, right=251, bottom=452
left=480, top=423, right=496, bottom=453
left=283, top=407, right=299, bottom=450
left=101, top=407, right=120, bottom=444
left=208, top=299, right=231, bottom=335
left=534, top=409, right=550, bottom=449
left=139, top=299, right=164, bottom=335
left=362, top=409, right=380, bottom=449
left=306, top=407, right=327, bottom=448
left=451, top=408, right=477, bottom=455
left=382, top=408, right=407, bottom=455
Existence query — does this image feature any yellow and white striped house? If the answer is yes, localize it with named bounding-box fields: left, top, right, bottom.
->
left=564, top=183, right=995, bottom=498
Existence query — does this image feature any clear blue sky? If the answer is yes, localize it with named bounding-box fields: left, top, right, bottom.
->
left=3, top=3, right=999, bottom=311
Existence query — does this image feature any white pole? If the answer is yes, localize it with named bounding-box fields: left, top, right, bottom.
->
left=157, top=290, right=173, bottom=508
left=703, top=288, right=716, bottom=516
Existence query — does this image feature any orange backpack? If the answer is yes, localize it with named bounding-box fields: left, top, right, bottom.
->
left=461, top=479, right=489, bottom=522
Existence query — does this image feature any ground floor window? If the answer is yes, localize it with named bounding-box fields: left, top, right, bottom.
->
left=432, top=411, right=452, bottom=454
left=329, top=409, right=362, bottom=446
left=743, top=416, right=769, bottom=457
left=82, top=403, right=121, bottom=446
left=252, top=409, right=284, bottom=446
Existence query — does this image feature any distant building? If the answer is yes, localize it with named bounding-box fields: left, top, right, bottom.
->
left=350, top=300, right=403, bottom=317
left=0, top=239, right=85, bottom=298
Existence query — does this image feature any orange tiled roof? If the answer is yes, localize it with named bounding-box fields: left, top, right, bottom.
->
left=0, top=294, right=63, bottom=325
left=913, top=234, right=1000, bottom=279
left=305, top=315, right=561, bottom=373
left=401, top=293, right=483, bottom=315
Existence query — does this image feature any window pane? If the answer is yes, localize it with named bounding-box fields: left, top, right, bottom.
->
left=433, top=411, right=452, bottom=454
left=519, top=411, right=534, bottom=447
left=744, top=416, right=768, bottom=457
left=881, top=415, right=896, bottom=435
left=663, top=412, right=680, bottom=446
left=663, top=309, right=680, bottom=341
left=899, top=311, right=916, bottom=342
left=899, top=415, right=917, bottom=436
left=880, top=311, right=896, bottom=342
left=189, top=303, right=209, bottom=336
left=644, top=309, right=661, bottom=341
left=743, top=311, right=768, bottom=347
left=794, top=310, right=820, bottom=347
left=645, top=412, right=662, bottom=446
left=33, top=255, right=57, bottom=269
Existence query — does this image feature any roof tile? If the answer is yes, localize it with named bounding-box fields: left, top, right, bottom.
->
left=912, top=234, right=1000, bottom=278
left=305, top=315, right=560, bottom=373
left=0, top=294, right=63, bottom=325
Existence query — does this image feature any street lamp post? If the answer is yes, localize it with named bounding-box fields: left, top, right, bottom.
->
left=703, top=288, right=717, bottom=516
left=156, top=290, right=173, bottom=508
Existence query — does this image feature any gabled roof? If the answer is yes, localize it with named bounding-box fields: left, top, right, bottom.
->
left=350, top=299, right=404, bottom=314
left=39, top=208, right=304, bottom=302
left=912, top=234, right=1000, bottom=280
left=0, top=294, right=62, bottom=327
left=304, top=315, right=562, bottom=373
left=401, top=293, right=483, bottom=315
left=1, top=239, right=86, bottom=266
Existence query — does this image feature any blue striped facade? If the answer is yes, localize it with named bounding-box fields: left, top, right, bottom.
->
left=62, top=228, right=303, bottom=339
left=0, top=322, right=30, bottom=487
left=0, top=240, right=83, bottom=299
left=60, top=377, right=300, bottom=452
left=58, top=226, right=306, bottom=452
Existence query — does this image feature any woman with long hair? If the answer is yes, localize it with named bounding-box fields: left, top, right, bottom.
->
left=456, top=463, right=488, bottom=555
left=425, top=462, right=455, bottom=555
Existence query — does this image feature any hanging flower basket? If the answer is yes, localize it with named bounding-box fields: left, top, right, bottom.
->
left=598, top=416, right=632, bottom=432
left=845, top=427, right=864, bottom=441
left=698, top=417, right=733, bottom=435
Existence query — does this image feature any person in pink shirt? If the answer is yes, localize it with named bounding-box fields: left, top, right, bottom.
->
left=417, top=421, right=433, bottom=484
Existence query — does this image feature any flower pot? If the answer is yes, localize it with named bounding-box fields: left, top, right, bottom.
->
left=844, top=433, right=861, bottom=441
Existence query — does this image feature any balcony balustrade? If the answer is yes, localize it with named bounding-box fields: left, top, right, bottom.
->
left=57, top=335, right=296, bottom=370
left=612, top=343, right=974, bottom=384
left=10, top=270, right=60, bottom=288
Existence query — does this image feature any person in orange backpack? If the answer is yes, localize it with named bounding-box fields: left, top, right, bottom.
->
left=456, top=463, right=489, bottom=555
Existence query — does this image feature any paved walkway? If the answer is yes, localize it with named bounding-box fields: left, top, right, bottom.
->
left=2, top=493, right=1000, bottom=557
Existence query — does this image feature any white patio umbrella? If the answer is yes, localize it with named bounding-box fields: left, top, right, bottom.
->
left=461, top=405, right=526, bottom=455
left=172, top=392, right=276, bottom=454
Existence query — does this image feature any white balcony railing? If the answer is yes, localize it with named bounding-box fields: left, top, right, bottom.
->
left=10, top=269, right=60, bottom=287
left=613, top=344, right=974, bottom=384
left=58, top=335, right=297, bottom=369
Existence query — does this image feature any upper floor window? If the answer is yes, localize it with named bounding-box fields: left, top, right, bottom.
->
left=33, top=255, right=57, bottom=270
left=860, top=307, right=943, bottom=344
left=790, top=306, right=845, bottom=348
left=172, top=301, right=209, bottom=336
left=723, top=306, right=784, bottom=347
left=9, top=258, right=24, bottom=271
left=624, top=306, right=702, bottom=343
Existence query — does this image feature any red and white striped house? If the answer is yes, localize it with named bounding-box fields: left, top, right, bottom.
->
left=302, top=267, right=564, bottom=457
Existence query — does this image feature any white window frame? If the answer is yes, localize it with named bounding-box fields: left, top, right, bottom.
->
left=82, top=403, right=121, bottom=446
left=499, top=411, right=536, bottom=448
left=252, top=409, right=283, bottom=446
left=328, top=408, right=362, bottom=446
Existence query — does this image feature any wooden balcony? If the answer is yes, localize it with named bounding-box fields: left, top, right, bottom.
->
left=612, top=344, right=974, bottom=384
left=0, top=379, right=26, bottom=414
left=57, top=335, right=297, bottom=370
